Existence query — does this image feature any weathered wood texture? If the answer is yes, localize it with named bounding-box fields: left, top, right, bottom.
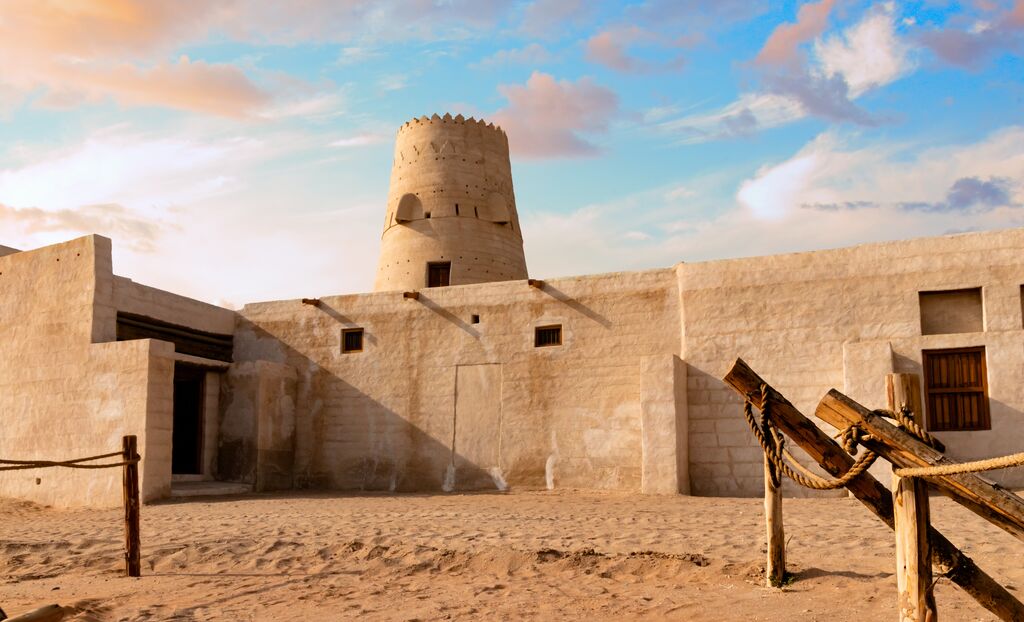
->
left=816, top=389, right=1024, bottom=543
left=122, top=435, right=141, bottom=578
left=764, top=457, right=786, bottom=587
left=893, top=473, right=937, bottom=622
left=889, top=382, right=937, bottom=622
left=723, top=359, right=1024, bottom=622
left=887, top=373, right=924, bottom=426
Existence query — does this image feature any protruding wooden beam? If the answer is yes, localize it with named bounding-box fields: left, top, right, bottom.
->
left=724, top=359, right=1024, bottom=622
left=301, top=298, right=321, bottom=306
left=889, top=383, right=937, bottom=622
left=816, top=389, right=1024, bottom=542
left=403, top=291, right=420, bottom=300
left=527, top=278, right=544, bottom=288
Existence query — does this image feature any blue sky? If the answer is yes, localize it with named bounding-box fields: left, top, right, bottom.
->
left=0, top=0, right=1022, bottom=306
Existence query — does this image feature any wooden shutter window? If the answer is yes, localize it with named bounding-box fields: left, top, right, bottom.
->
left=427, top=262, right=451, bottom=287
left=922, top=347, right=990, bottom=431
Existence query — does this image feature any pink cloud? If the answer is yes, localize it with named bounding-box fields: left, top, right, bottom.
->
left=585, top=26, right=687, bottom=74
left=0, top=1, right=269, bottom=116
left=919, top=2, right=1024, bottom=68
left=755, top=0, right=836, bottom=66
left=493, top=72, right=619, bottom=158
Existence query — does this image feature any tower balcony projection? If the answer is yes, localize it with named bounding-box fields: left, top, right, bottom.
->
left=373, top=113, right=529, bottom=292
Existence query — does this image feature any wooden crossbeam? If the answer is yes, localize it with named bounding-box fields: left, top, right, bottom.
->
left=816, top=389, right=1024, bottom=543
left=723, top=359, right=1024, bottom=622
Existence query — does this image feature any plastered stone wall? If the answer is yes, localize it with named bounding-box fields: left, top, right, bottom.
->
left=0, top=236, right=174, bottom=507
left=681, top=228, right=1024, bottom=496
left=114, top=276, right=236, bottom=334
left=235, top=269, right=680, bottom=493
left=374, top=114, right=528, bottom=291
left=640, top=354, right=688, bottom=494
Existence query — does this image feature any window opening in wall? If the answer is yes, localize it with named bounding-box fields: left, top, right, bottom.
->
left=922, top=346, right=990, bottom=431
left=471, top=314, right=480, bottom=324
left=428, top=262, right=451, bottom=287
left=535, top=325, right=562, bottom=347
left=919, top=287, right=983, bottom=335
left=455, top=203, right=460, bottom=215
left=342, top=328, right=364, bottom=353
left=425, top=211, right=432, bottom=218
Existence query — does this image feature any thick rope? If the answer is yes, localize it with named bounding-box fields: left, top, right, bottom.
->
left=745, top=386, right=1024, bottom=489
left=894, top=452, right=1024, bottom=477
left=744, top=387, right=878, bottom=490
left=0, top=451, right=138, bottom=472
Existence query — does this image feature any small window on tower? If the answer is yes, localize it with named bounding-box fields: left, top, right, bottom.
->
left=534, top=325, right=562, bottom=347
left=342, top=329, right=364, bottom=353
left=427, top=262, right=451, bottom=287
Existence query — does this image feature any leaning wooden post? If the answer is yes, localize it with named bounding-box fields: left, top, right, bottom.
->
left=122, top=435, right=141, bottom=578
left=888, top=379, right=937, bottom=621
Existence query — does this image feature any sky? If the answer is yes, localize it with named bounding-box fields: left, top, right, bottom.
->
left=0, top=0, right=1022, bottom=307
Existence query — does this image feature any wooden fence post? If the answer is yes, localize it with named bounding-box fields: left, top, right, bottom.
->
left=765, top=456, right=786, bottom=587
left=122, top=435, right=141, bottom=578
left=888, top=374, right=937, bottom=622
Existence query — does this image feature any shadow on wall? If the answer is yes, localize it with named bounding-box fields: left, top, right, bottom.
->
left=538, top=284, right=612, bottom=328
left=219, top=317, right=504, bottom=494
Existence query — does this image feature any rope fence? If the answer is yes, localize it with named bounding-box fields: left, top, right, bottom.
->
left=0, top=451, right=137, bottom=471
left=0, top=435, right=142, bottom=577
left=743, top=384, right=1024, bottom=491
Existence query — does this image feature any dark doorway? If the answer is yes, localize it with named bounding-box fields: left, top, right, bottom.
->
left=172, top=364, right=205, bottom=475
left=427, top=261, right=451, bottom=287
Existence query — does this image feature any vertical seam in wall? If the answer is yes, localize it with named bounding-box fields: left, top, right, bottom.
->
left=450, top=365, right=459, bottom=467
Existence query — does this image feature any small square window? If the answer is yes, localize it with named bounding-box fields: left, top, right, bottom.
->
left=342, top=328, right=364, bottom=353
left=535, top=325, right=562, bottom=347
left=471, top=314, right=480, bottom=324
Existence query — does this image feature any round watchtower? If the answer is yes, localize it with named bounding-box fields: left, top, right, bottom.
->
left=373, top=113, right=528, bottom=291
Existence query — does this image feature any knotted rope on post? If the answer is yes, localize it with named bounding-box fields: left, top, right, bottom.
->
left=743, top=384, right=878, bottom=490
left=0, top=451, right=139, bottom=472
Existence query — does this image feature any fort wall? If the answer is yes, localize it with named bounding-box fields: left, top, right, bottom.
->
left=680, top=228, right=1024, bottom=496
left=0, top=236, right=175, bottom=507
left=234, top=268, right=682, bottom=493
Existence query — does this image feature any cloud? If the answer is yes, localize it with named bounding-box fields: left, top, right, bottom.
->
left=519, top=0, right=594, bottom=37
left=657, top=3, right=912, bottom=140
left=625, top=1, right=769, bottom=28
left=330, top=134, right=387, bottom=148
left=523, top=127, right=1024, bottom=279
left=0, top=2, right=268, bottom=116
left=0, top=0, right=522, bottom=116
left=493, top=72, right=619, bottom=158
left=761, top=70, right=877, bottom=125
left=738, top=126, right=1024, bottom=222
left=897, top=176, right=1017, bottom=212
left=918, top=2, right=1024, bottom=68
left=814, top=6, right=917, bottom=97
left=755, top=0, right=837, bottom=66
left=0, top=202, right=166, bottom=252
left=473, top=43, right=553, bottom=69
left=584, top=26, right=687, bottom=74
left=654, top=93, right=805, bottom=144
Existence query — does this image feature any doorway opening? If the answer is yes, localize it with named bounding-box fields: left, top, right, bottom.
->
left=172, top=364, right=205, bottom=475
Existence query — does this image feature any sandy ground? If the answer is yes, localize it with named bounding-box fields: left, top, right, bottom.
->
left=1, top=489, right=1022, bottom=621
